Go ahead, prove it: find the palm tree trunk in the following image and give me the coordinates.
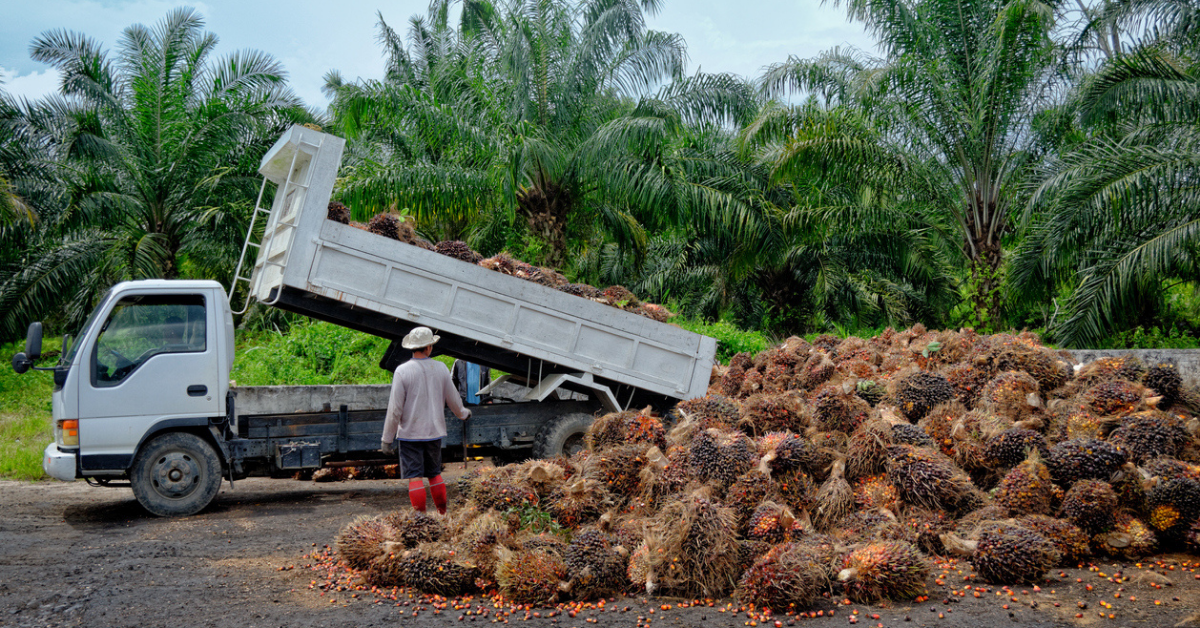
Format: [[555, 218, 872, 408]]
[[517, 182, 571, 267]]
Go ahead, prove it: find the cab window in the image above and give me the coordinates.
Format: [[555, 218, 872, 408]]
[[92, 294, 206, 387]]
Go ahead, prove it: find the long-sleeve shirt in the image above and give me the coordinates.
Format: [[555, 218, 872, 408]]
[[381, 358, 470, 443]]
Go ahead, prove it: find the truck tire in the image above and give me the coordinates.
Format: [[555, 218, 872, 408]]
[[130, 432, 223, 517], [532, 413, 593, 459]]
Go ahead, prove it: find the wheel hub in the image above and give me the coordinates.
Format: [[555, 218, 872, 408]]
[[151, 452, 200, 499]]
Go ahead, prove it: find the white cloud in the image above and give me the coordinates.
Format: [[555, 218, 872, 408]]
[[0, 66, 60, 102]]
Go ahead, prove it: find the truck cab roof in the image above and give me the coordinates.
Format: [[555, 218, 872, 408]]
[[109, 279, 226, 293]]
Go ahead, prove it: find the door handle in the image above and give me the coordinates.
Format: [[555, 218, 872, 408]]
[[187, 384, 208, 397]]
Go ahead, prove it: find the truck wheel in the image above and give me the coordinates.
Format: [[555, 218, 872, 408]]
[[130, 432, 223, 517], [532, 413, 593, 459]]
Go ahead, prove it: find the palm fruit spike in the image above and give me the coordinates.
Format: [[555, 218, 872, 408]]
[[735, 539, 773, 575], [585, 410, 636, 450], [967, 522, 1061, 584], [1060, 479, 1119, 533], [726, 469, 772, 532], [895, 371, 955, 422], [1144, 363, 1182, 407], [984, 427, 1049, 469], [627, 542, 654, 594], [1016, 515, 1091, 565], [993, 450, 1060, 517], [736, 543, 828, 612], [364, 544, 408, 587], [561, 529, 627, 600], [945, 363, 990, 408], [813, 456, 853, 531], [383, 510, 446, 548], [674, 394, 740, 430], [1044, 438, 1126, 486], [1093, 512, 1158, 560], [746, 501, 800, 544], [1108, 411, 1190, 463], [719, 364, 747, 397], [891, 422, 934, 447], [495, 547, 568, 605], [797, 351, 837, 390], [837, 541, 930, 603], [643, 493, 741, 598], [1082, 380, 1151, 416], [472, 476, 539, 511], [399, 542, 480, 597], [623, 412, 667, 450], [846, 417, 894, 480], [1145, 476, 1200, 537], [366, 213, 402, 240], [772, 465, 817, 513], [589, 443, 649, 498], [335, 515, 396, 570], [978, 371, 1041, 421], [559, 282, 602, 299], [885, 444, 979, 514], [689, 429, 757, 489], [327, 201, 350, 224]]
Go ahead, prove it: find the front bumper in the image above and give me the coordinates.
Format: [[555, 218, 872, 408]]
[[43, 442, 77, 482]]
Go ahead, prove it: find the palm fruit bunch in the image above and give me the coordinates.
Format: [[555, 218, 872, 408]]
[[1144, 457, 1200, 483], [559, 283, 603, 299], [736, 543, 829, 611], [838, 358, 877, 379], [1082, 380, 1149, 416], [846, 418, 894, 479], [643, 494, 741, 597], [978, 371, 1040, 420], [1060, 479, 1119, 533], [797, 351, 837, 390], [675, 394, 740, 430], [1046, 407, 1105, 441], [885, 444, 978, 514], [915, 401, 966, 455], [366, 213, 403, 240], [479, 252, 517, 274], [766, 433, 821, 475], [544, 478, 605, 529], [746, 501, 801, 544], [735, 539, 773, 575], [944, 363, 990, 408], [740, 393, 803, 433], [1108, 411, 1190, 462], [623, 412, 667, 450], [335, 515, 396, 569], [895, 372, 956, 422], [902, 508, 957, 555], [981, 340, 1071, 393], [855, 379, 888, 407], [813, 457, 854, 531], [434, 240, 483, 264], [993, 451, 1060, 516], [519, 532, 568, 555], [969, 522, 1061, 584], [687, 429, 757, 489], [562, 529, 627, 599], [383, 510, 446, 547], [1044, 438, 1126, 485], [1145, 476, 1200, 538], [1074, 356, 1146, 388], [837, 541, 930, 603], [1093, 512, 1158, 560], [586, 410, 639, 450], [626, 543, 653, 594], [472, 475, 539, 511], [327, 200, 351, 224], [813, 385, 872, 433], [1144, 362, 1182, 406], [891, 423, 934, 447], [398, 543, 480, 597], [726, 469, 772, 531], [773, 466, 817, 513], [589, 444, 650, 497], [600, 285, 639, 307], [1016, 515, 1091, 565], [739, 369, 764, 397], [835, 510, 903, 544], [456, 511, 515, 584], [984, 428, 1049, 469], [495, 547, 568, 605], [853, 475, 901, 511]]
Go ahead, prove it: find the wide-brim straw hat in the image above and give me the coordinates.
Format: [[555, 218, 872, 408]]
[[401, 326, 440, 350]]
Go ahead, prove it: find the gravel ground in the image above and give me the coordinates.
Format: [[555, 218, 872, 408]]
[[3, 473, 1200, 628]]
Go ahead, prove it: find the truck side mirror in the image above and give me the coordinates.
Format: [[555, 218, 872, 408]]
[[11, 352, 30, 374], [25, 322, 43, 360]]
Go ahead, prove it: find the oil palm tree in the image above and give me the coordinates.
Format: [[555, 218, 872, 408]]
[[1010, 0, 1200, 347], [0, 8, 309, 339], [753, 0, 1064, 329]]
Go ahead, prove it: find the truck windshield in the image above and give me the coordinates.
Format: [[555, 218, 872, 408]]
[[62, 290, 115, 366]]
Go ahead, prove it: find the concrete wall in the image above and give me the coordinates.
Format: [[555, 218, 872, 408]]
[[1066, 349, 1200, 383]]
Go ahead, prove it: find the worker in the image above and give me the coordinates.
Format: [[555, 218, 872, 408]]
[[380, 327, 471, 514], [451, 359, 491, 404]]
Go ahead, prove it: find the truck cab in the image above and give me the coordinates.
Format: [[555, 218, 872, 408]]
[[36, 280, 234, 514]]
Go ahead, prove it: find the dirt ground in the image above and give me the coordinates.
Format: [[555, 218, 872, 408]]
[[4, 471, 1200, 628]]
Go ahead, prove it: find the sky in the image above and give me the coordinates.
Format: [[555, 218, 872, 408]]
[[0, 0, 875, 111]]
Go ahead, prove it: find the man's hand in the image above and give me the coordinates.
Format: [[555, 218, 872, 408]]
[[462, 409, 472, 421], [380, 440, 396, 455]]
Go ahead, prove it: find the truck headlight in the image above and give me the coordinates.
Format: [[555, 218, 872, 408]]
[[57, 419, 79, 447]]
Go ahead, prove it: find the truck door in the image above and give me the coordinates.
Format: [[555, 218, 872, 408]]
[[76, 292, 220, 471]]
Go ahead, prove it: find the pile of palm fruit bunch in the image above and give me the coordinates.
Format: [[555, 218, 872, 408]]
[[329, 325, 1200, 612], [329, 206, 674, 321]]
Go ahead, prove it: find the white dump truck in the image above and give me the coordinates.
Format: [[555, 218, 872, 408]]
[[13, 126, 717, 516]]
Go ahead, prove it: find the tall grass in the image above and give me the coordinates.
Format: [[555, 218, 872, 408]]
[[0, 339, 56, 480]]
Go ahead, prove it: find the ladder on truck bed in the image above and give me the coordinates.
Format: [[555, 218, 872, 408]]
[[228, 133, 325, 314]]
